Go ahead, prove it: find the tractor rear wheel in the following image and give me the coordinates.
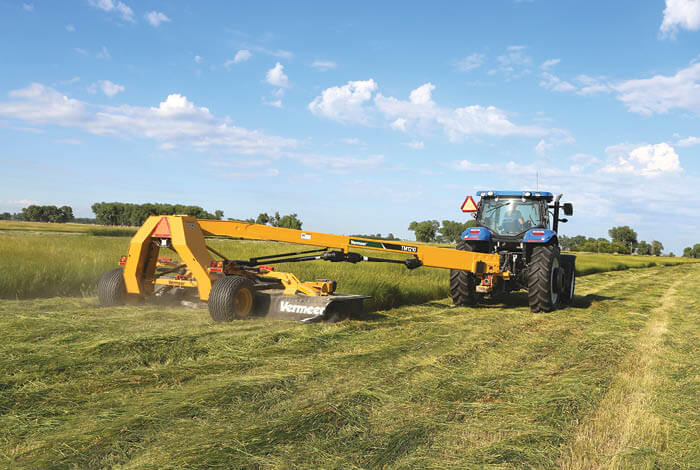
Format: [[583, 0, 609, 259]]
[[208, 275, 256, 322], [450, 240, 486, 306], [527, 244, 562, 313], [559, 254, 576, 305], [97, 268, 126, 306]]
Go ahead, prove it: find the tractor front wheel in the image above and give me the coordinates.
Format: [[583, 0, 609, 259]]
[[208, 275, 256, 322], [527, 244, 562, 313], [450, 240, 486, 306], [97, 268, 126, 306]]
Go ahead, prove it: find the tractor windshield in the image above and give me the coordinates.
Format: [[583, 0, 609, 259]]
[[478, 198, 544, 236]]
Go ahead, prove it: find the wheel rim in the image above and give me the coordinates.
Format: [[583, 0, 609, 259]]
[[234, 288, 253, 318], [550, 257, 560, 306]]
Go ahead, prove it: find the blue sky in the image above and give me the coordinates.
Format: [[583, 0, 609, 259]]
[[1, 0, 699, 253]]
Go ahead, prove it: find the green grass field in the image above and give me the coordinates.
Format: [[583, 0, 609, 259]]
[[1, 263, 697, 468], [1, 227, 698, 468]]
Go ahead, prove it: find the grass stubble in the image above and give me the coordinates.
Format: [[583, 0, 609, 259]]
[[0, 260, 698, 468]]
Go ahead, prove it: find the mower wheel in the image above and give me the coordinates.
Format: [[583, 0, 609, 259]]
[[450, 240, 486, 306], [208, 275, 256, 322], [97, 268, 127, 307], [528, 244, 561, 313]]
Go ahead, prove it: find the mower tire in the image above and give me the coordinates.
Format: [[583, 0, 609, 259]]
[[98, 268, 127, 307], [208, 275, 256, 322], [559, 254, 576, 305]]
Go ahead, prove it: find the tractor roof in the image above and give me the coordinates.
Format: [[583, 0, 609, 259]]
[[477, 190, 554, 200]]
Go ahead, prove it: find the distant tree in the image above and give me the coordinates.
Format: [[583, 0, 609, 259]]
[[683, 247, 693, 258], [255, 213, 270, 225], [637, 240, 651, 256], [214, 210, 224, 220], [610, 241, 630, 254], [609, 226, 638, 253], [651, 240, 663, 256], [439, 220, 474, 244], [0, 212, 11, 220], [694, 243, 700, 258], [277, 213, 303, 230], [408, 220, 440, 243], [668, 252, 675, 257], [58, 206, 74, 223]]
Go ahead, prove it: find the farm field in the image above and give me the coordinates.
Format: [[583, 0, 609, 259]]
[[1, 262, 698, 468]]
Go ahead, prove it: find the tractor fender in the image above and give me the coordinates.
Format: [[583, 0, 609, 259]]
[[523, 229, 557, 244], [461, 226, 491, 242]]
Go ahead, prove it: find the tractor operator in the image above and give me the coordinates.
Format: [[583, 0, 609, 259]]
[[503, 202, 525, 232]]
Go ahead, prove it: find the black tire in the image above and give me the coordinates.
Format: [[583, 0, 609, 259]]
[[450, 240, 486, 306], [98, 268, 126, 306], [560, 255, 576, 305], [208, 275, 256, 322], [527, 244, 562, 313]]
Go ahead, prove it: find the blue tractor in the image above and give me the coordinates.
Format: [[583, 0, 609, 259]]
[[451, 191, 575, 312]]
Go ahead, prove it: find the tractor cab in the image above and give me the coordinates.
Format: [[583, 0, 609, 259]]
[[476, 192, 552, 237]]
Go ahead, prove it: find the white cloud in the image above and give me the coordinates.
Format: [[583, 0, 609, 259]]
[[23, 3, 34, 12], [145, 11, 170, 27], [603, 142, 682, 177], [246, 45, 293, 59], [614, 62, 700, 115], [89, 0, 135, 23], [194, 55, 202, 64], [0, 83, 298, 156], [539, 72, 576, 92], [455, 53, 484, 72], [56, 138, 82, 145], [263, 98, 283, 108], [375, 82, 548, 140], [390, 118, 407, 131], [88, 80, 125, 97], [266, 62, 289, 88], [65, 24, 76, 32], [311, 60, 337, 71], [341, 137, 361, 145], [660, 0, 700, 37], [228, 50, 251, 67], [406, 140, 425, 149], [452, 160, 499, 172], [540, 58, 561, 70], [489, 45, 532, 78], [575, 75, 613, 95], [677, 135, 700, 147], [308, 79, 378, 124], [96, 46, 111, 60], [291, 154, 384, 174]]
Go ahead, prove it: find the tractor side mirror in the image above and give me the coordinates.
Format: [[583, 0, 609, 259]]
[[559, 218, 568, 223], [562, 203, 573, 216]]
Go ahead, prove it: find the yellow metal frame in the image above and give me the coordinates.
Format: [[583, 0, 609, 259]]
[[121, 216, 503, 302]]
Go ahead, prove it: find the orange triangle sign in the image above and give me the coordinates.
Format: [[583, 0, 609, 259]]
[[153, 217, 171, 238], [461, 195, 478, 213]]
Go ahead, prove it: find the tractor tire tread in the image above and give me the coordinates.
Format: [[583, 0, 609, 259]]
[[450, 240, 485, 306], [527, 244, 560, 313]]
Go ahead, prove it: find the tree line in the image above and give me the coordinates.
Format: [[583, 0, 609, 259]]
[[1, 205, 75, 223], [408, 219, 477, 243], [91, 202, 224, 226], [242, 212, 303, 230]]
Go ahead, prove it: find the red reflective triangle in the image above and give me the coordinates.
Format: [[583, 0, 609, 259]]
[[153, 217, 171, 238], [461, 196, 478, 213]]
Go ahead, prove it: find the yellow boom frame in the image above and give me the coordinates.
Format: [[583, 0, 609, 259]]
[[122, 215, 504, 301]]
